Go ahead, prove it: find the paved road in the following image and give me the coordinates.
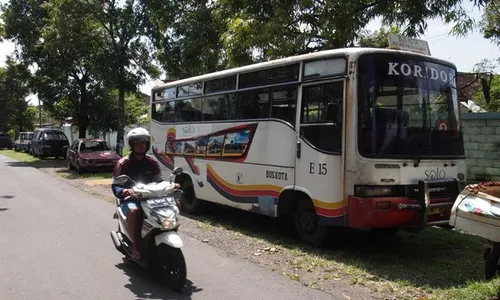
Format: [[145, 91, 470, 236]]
[[0, 155, 339, 300]]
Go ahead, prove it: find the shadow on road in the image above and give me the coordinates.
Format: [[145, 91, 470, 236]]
[[4, 161, 31, 167], [4, 158, 66, 169], [115, 259, 202, 299], [0, 208, 8, 212], [0, 195, 15, 199]]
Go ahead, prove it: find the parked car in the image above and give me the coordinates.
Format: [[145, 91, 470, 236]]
[[30, 128, 69, 158], [67, 138, 121, 173], [13, 131, 34, 152], [0, 133, 13, 150]]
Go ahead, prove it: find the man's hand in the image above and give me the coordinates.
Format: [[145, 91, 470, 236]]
[[122, 189, 136, 197]]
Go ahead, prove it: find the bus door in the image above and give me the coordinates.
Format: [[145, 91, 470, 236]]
[[295, 79, 346, 225]]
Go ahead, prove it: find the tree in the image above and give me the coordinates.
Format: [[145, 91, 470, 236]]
[[86, 89, 149, 137], [0, 56, 32, 133], [480, 0, 500, 46], [470, 58, 500, 112], [26, 104, 52, 128], [1, 0, 105, 138], [143, 0, 228, 79], [2, 0, 155, 146], [91, 0, 159, 156], [357, 26, 402, 48], [213, 0, 489, 63]]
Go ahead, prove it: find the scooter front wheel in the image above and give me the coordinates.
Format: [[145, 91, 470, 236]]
[[157, 244, 187, 292]]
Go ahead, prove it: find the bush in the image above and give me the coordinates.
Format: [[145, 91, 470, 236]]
[[7, 129, 16, 139]]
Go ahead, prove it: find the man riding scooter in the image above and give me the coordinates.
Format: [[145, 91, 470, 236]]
[[111, 127, 180, 261]]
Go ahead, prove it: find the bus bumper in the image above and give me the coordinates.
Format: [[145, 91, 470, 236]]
[[348, 196, 422, 229], [348, 179, 461, 230]]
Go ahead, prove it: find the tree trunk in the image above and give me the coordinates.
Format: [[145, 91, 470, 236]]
[[116, 79, 126, 157], [78, 77, 89, 138]]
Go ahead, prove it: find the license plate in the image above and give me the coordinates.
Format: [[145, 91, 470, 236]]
[[429, 207, 444, 215], [147, 198, 169, 208]]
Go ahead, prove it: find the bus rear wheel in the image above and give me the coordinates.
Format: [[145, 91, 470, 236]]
[[294, 200, 327, 246]]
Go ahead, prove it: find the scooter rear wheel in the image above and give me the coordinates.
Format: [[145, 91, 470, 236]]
[[157, 245, 187, 292]]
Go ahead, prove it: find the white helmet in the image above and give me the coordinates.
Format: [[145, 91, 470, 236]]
[[125, 127, 151, 153]]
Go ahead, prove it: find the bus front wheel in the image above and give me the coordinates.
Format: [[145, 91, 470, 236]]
[[294, 200, 327, 246], [180, 178, 202, 215]]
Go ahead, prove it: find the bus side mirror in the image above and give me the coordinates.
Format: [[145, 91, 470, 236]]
[[481, 77, 491, 104]]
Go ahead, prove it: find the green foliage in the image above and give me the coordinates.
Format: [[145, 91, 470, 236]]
[[480, 0, 500, 46], [90, 0, 160, 155], [1, 0, 157, 141], [7, 129, 16, 138], [2, 0, 104, 137], [143, 0, 226, 79], [358, 26, 402, 48], [210, 0, 488, 63], [0, 56, 32, 132], [87, 89, 148, 136]]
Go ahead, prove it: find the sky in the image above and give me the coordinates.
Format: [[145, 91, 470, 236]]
[[0, 1, 498, 106]]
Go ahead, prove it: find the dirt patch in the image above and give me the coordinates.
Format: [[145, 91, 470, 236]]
[[84, 179, 112, 187]]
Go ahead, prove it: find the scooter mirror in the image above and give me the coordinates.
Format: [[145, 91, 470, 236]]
[[113, 175, 131, 185], [173, 167, 183, 175]]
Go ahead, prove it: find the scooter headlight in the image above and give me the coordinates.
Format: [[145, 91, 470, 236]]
[[156, 207, 179, 230], [161, 217, 177, 230]]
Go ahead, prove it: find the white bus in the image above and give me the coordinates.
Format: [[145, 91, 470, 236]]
[[148, 45, 489, 245]]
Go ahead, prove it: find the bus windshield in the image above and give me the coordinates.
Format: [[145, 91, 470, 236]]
[[357, 53, 464, 159]]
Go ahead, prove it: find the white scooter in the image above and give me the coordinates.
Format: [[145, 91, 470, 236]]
[[449, 181, 500, 280], [110, 167, 186, 292]]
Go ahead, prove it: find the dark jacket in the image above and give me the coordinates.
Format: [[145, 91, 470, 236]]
[[111, 153, 164, 200]]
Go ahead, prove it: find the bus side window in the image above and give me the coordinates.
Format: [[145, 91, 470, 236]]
[[237, 88, 270, 119], [300, 81, 343, 154], [152, 102, 167, 122], [174, 98, 202, 122], [203, 94, 232, 121], [271, 85, 297, 126]]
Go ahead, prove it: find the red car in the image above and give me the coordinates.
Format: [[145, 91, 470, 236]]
[[66, 139, 121, 173]]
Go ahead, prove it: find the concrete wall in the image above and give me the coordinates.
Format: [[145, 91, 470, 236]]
[[61, 124, 145, 150], [462, 113, 500, 181]]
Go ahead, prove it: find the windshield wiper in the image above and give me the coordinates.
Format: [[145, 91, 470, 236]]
[[414, 156, 421, 167], [413, 142, 424, 167]]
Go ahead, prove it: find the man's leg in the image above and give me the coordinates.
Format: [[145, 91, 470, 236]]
[[122, 202, 141, 260]]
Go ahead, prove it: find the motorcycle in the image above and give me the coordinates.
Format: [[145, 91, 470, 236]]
[[449, 181, 500, 280], [110, 167, 187, 292]]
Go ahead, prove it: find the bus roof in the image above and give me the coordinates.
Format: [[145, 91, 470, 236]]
[[152, 47, 457, 92]]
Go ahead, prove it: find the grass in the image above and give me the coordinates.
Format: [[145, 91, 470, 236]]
[[181, 202, 500, 300], [0, 149, 43, 165], [0, 149, 112, 180]]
